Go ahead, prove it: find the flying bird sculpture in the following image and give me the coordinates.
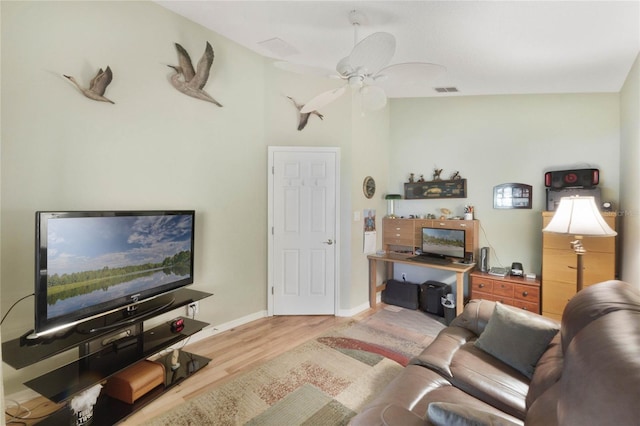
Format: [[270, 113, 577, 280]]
[[168, 42, 222, 106], [287, 96, 323, 131], [64, 66, 114, 104]]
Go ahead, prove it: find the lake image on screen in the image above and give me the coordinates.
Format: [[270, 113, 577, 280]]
[[422, 229, 464, 257], [46, 214, 192, 319]]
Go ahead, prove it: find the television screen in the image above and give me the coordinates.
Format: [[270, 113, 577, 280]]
[[34, 210, 195, 337], [421, 227, 466, 260]]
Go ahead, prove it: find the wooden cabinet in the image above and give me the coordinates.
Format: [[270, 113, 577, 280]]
[[383, 218, 415, 247], [382, 218, 479, 259], [470, 271, 541, 313], [541, 211, 617, 321]]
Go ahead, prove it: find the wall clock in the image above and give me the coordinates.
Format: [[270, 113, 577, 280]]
[[363, 176, 376, 199]]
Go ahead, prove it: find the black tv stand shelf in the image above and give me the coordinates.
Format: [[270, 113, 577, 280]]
[[2, 288, 211, 370], [1, 288, 213, 425], [24, 316, 209, 402], [32, 347, 210, 426]]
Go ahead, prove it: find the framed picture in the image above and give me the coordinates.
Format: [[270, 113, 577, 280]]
[[493, 183, 532, 209], [404, 179, 467, 199]]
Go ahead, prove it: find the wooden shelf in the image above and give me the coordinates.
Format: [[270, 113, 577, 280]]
[[382, 217, 479, 260]]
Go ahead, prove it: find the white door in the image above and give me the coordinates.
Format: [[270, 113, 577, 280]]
[[268, 147, 339, 315]]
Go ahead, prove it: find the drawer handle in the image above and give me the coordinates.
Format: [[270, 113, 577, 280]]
[[438, 222, 445, 226], [460, 224, 467, 227], [479, 284, 485, 288], [501, 284, 507, 288], [522, 291, 529, 297], [522, 307, 529, 311]]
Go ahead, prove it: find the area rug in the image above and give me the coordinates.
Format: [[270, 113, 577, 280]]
[[144, 306, 445, 426]]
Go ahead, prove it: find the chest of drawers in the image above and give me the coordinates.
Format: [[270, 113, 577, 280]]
[[470, 271, 541, 313]]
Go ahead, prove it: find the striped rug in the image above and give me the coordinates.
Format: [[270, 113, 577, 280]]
[[145, 306, 445, 426]]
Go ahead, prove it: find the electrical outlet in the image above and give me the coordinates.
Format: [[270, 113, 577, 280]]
[[401, 273, 407, 281], [187, 301, 199, 317]]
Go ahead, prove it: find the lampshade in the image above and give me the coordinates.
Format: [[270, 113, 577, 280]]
[[543, 196, 617, 237]]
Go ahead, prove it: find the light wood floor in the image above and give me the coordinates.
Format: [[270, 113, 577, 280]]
[[4, 306, 382, 425]]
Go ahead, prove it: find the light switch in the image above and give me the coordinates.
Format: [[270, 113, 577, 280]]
[[353, 211, 361, 222]]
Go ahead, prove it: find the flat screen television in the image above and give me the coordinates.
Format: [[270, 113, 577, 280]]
[[421, 227, 466, 260], [32, 210, 195, 338]]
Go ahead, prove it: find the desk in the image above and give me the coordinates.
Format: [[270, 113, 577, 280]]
[[367, 254, 475, 315]]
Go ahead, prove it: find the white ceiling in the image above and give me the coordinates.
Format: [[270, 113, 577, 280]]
[[156, 1, 640, 98]]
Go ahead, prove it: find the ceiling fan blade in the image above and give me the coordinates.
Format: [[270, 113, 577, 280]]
[[301, 86, 347, 113], [376, 62, 447, 96], [273, 60, 336, 78], [359, 85, 387, 111], [343, 32, 396, 76]]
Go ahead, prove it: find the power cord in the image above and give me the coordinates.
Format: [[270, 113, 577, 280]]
[[4, 398, 68, 424], [479, 223, 505, 268], [1, 293, 34, 326]]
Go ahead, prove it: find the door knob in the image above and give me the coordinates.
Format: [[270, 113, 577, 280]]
[[323, 239, 334, 245]]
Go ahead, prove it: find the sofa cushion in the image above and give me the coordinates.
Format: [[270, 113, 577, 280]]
[[349, 365, 523, 426], [560, 280, 640, 353], [446, 342, 529, 419], [450, 299, 497, 336], [525, 333, 562, 408], [558, 309, 640, 425], [427, 402, 522, 426], [379, 404, 427, 426], [410, 326, 477, 378], [474, 303, 559, 378], [523, 382, 560, 426]]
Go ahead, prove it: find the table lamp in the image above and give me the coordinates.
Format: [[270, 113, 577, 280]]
[[542, 196, 616, 292], [384, 194, 401, 218]]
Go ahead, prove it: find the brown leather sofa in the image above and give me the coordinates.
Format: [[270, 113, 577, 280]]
[[350, 280, 640, 425]]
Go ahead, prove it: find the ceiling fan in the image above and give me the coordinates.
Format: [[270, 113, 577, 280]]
[[276, 10, 446, 113]]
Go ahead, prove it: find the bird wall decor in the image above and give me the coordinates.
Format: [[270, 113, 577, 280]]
[[168, 42, 222, 106], [287, 96, 323, 131], [64, 66, 114, 104]]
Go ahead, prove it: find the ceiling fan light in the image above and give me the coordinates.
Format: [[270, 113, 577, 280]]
[[336, 57, 353, 76], [360, 85, 387, 110], [348, 75, 364, 88]]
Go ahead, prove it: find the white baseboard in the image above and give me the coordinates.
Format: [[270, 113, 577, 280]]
[[187, 310, 268, 345], [337, 301, 370, 317], [5, 387, 41, 405]]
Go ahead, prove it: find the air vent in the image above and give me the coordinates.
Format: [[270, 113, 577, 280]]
[[434, 87, 459, 93], [258, 37, 299, 57]]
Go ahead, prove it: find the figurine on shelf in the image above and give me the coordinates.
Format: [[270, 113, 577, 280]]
[[408, 173, 415, 183], [450, 171, 462, 180], [433, 168, 443, 180], [417, 174, 425, 183]]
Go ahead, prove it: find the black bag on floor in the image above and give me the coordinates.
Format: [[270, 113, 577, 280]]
[[419, 280, 451, 316], [382, 279, 420, 310]]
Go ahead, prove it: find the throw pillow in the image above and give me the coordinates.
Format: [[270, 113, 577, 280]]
[[474, 303, 559, 378], [427, 402, 521, 426]]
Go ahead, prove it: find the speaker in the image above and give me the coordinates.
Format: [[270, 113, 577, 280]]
[[480, 247, 489, 272], [544, 168, 599, 189]]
